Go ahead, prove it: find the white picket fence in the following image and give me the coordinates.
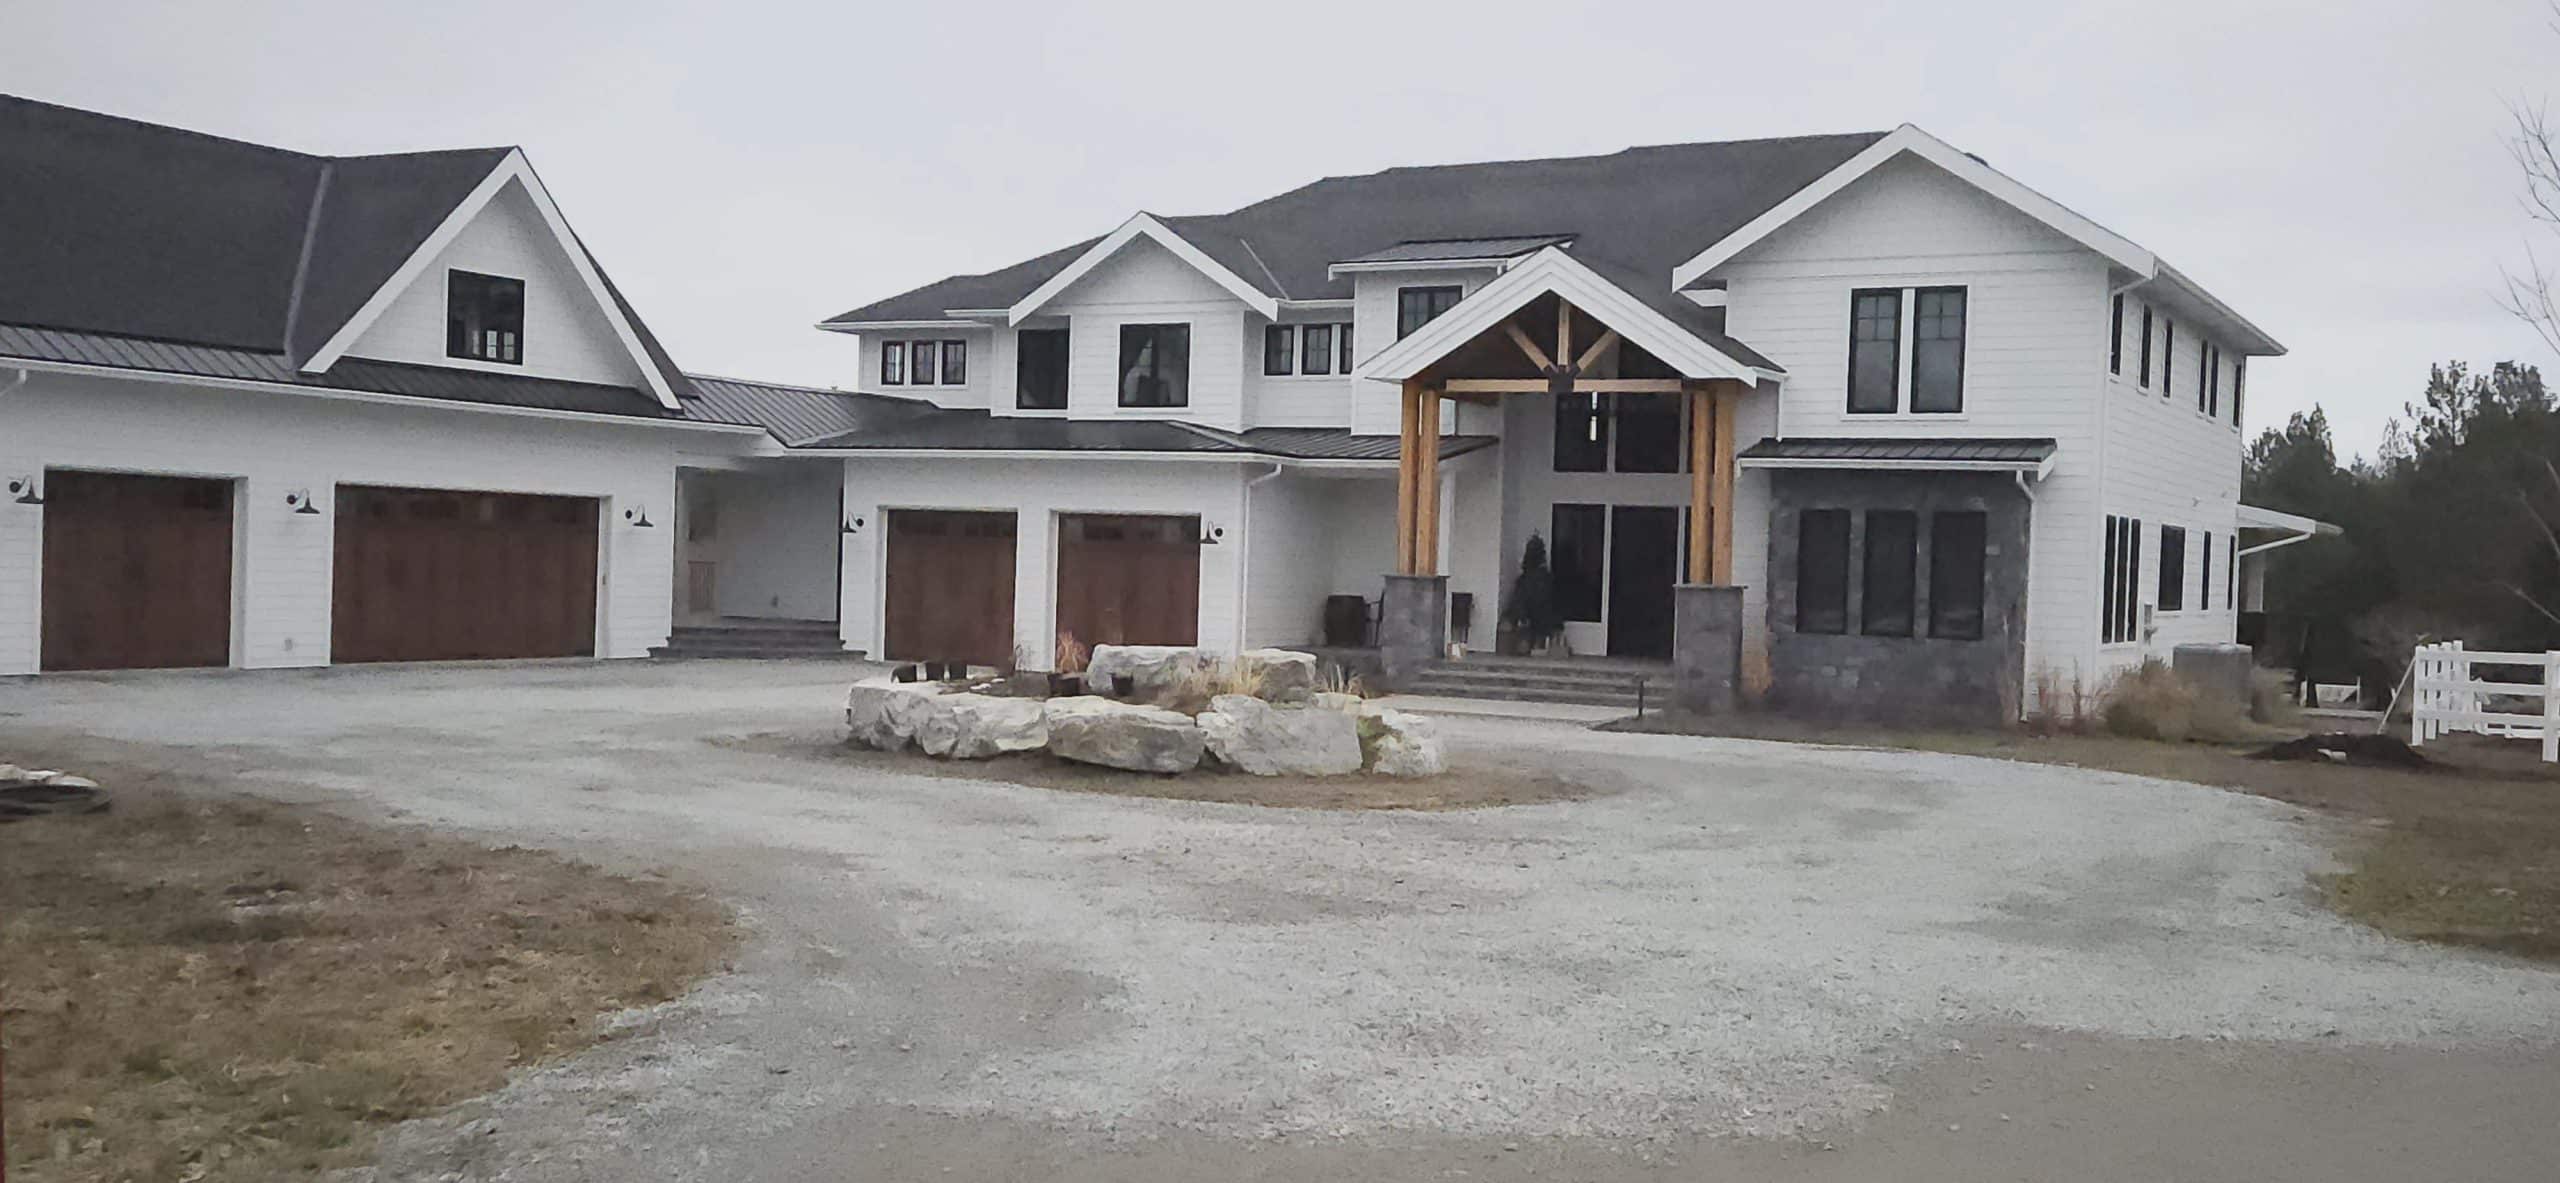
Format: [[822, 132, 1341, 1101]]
[[2410, 641, 2560, 761]]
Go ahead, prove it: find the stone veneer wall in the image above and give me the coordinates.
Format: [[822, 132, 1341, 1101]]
[[1763, 469, 2031, 727]]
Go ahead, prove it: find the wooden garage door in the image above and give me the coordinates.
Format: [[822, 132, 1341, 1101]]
[[883, 510, 1017, 666], [332, 486, 599, 663], [1056, 513, 1200, 649], [41, 471, 234, 671]]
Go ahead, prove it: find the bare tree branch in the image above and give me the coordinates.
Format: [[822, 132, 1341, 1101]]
[[2502, 581, 2560, 629]]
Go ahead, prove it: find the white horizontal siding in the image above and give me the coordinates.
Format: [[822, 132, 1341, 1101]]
[[1348, 267, 1491, 436], [344, 180, 649, 390], [1714, 151, 2113, 698], [2098, 291, 2248, 683], [0, 370, 730, 675], [1242, 312, 1358, 428], [853, 327, 996, 409]]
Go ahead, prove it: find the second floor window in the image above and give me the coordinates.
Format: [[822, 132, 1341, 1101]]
[[1301, 324, 1335, 375], [940, 339, 966, 385], [446, 270, 523, 364], [2109, 293, 2124, 375], [1910, 287, 1967, 413], [2233, 357, 2246, 426], [910, 341, 940, 388], [1016, 328, 1068, 409], [880, 341, 905, 385], [2160, 318, 2174, 396], [1264, 325, 1295, 376], [2138, 304, 2154, 388], [1397, 286, 1463, 338], [1339, 323, 1355, 373], [1118, 323, 1190, 407], [1847, 288, 1902, 413]]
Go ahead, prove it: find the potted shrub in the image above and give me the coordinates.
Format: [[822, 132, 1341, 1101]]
[[1506, 532, 1564, 657]]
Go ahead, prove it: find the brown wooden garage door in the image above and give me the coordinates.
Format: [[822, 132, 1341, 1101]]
[[41, 471, 235, 671], [883, 510, 1017, 666], [1056, 513, 1200, 649], [332, 486, 599, 663]]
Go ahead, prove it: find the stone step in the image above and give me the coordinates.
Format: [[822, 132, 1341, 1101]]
[[1400, 679, 1646, 709], [1416, 664, 1660, 690], [650, 635, 860, 660], [669, 624, 843, 642]]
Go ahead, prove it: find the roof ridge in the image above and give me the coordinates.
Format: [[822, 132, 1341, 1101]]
[[1333, 129, 1894, 181], [0, 92, 322, 162]]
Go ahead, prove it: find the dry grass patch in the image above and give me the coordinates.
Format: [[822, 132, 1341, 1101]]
[[1607, 712, 2560, 962], [0, 756, 734, 1182]]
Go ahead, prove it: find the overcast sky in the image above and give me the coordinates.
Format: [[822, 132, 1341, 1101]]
[[11, 0, 2551, 458]]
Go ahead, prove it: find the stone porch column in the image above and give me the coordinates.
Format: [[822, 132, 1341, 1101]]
[[1672, 584, 1745, 713], [1377, 573, 1448, 689]]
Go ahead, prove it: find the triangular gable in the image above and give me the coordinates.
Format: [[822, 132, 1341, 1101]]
[[1007, 212, 1281, 324], [299, 150, 680, 409], [1356, 247, 1778, 384]]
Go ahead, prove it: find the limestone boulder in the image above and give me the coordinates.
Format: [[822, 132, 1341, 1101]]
[[1084, 645, 1208, 699], [915, 693, 1048, 759], [1043, 696, 1203, 773], [1309, 691, 1364, 715], [846, 679, 948, 751], [1198, 693, 1363, 777], [1239, 649, 1320, 703], [1359, 704, 1448, 778]]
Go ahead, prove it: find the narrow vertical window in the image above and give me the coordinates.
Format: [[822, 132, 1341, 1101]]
[[2233, 357, 2246, 426], [1014, 328, 1068, 409], [1263, 324, 1295, 376], [941, 339, 967, 385], [1301, 324, 1334, 375], [2227, 534, 2238, 605], [2161, 319, 2174, 397], [2200, 530, 2214, 611], [1910, 287, 1966, 413], [1861, 510, 1918, 636], [2158, 524, 2187, 612], [1795, 509, 1851, 635], [910, 340, 940, 387], [1930, 511, 1988, 639], [1847, 288, 1902, 413], [880, 340, 905, 385], [2198, 340, 2211, 413], [1553, 394, 1609, 472], [1551, 504, 1607, 623], [2138, 305, 2154, 388], [1338, 322, 1355, 374], [2109, 293, 2124, 375]]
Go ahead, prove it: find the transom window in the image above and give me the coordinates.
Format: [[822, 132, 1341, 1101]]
[[1847, 286, 1967, 414], [446, 270, 523, 365], [1117, 323, 1190, 407], [1397, 286, 1463, 339]]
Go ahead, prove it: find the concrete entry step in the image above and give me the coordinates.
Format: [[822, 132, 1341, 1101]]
[[653, 620, 856, 660], [1405, 656, 1664, 711]]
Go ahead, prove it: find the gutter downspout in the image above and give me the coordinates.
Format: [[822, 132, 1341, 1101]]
[[0, 367, 29, 400], [1235, 461, 1288, 653]]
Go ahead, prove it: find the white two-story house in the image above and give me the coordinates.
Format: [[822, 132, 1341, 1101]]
[[816, 124, 2315, 722]]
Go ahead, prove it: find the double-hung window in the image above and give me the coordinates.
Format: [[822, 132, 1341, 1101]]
[[880, 341, 906, 386], [1846, 286, 1965, 413], [1300, 324, 1335, 375], [446, 270, 524, 364], [909, 341, 940, 389], [2158, 525, 2187, 612], [1117, 324, 1191, 407], [1397, 286, 1462, 339], [940, 339, 966, 385], [1264, 324, 1295, 376]]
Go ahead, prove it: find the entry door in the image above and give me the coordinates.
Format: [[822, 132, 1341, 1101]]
[[40, 471, 235, 671], [1606, 505, 1680, 659], [883, 510, 1018, 665], [1056, 513, 1201, 648]]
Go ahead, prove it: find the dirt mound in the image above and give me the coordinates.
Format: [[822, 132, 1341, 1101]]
[[2252, 732, 2434, 769]]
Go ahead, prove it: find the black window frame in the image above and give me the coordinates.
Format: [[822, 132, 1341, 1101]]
[[1929, 511, 1988, 641], [909, 340, 940, 387], [2198, 339, 2211, 413], [1795, 508, 1851, 635], [1861, 509, 1919, 637], [2200, 529, 2214, 611], [2158, 524, 2187, 612], [1551, 505, 1607, 624], [1014, 327, 1069, 410], [1397, 285, 1463, 339], [1847, 287, 1903, 414], [2160, 318, 2174, 398], [1338, 322, 1355, 374], [1116, 323, 1192, 408], [1611, 392, 1684, 474], [1263, 324, 1295, 376], [880, 340, 906, 386], [2102, 513, 2144, 644], [445, 269, 525, 365], [1909, 286, 1967, 414], [941, 338, 967, 386], [1300, 323, 1334, 376], [2232, 357, 2246, 426], [1552, 393, 1609, 473], [2137, 304, 2154, 388], [2109, 292, 2124, 375]]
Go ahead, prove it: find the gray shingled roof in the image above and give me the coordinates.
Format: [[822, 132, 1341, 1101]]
[[823, 132, 1888, 362], [0, 94, 694, 401], [791, 406, 1489, 462], [1737, 437, 2058, 466], [1334, 235, 1574, 266]]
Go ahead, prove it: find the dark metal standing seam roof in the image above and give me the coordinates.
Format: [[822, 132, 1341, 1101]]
[[677, 375, 939, 445], [1737, 437, 2059, 465], [1333, 235, 1576, 266], [787, 406, 1492, 462]]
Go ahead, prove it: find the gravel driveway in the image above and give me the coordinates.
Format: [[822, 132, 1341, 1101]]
[[5, 660, 2556, 1181]]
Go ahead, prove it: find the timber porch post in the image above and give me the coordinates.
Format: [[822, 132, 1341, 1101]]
[[1394, 378, 1441, 575]]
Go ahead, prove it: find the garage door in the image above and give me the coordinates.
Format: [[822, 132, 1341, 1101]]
[[41, 471, 235, 671], [1056, 513, 1200, 648], [332, 486, 599, 663], [883, 510, 1017, 666]]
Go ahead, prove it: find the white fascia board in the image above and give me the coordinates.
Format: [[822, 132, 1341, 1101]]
[[2236, 502, 2341, 537], [1278, 298, 1356, 310], [1737, 455, 2049, 475], [3, 354, 766, 435], [1355, 247, 1773, 384], [1672, 124, 2158, 290], [1325, 258, 1510, 279], [2146, 262, 2287, 356], [1006, 213, 1281, 324], [300, 150, 683, 411]]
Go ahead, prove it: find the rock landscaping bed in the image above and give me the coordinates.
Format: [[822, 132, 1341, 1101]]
[[847, 645, 1447, 780]]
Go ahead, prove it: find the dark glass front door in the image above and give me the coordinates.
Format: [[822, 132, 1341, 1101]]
[[1607, 505, 1680, 659]]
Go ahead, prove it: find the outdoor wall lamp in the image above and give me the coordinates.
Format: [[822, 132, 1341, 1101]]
[[842, 514, 866, 534], [1200, 520, 1227, 545], [623, 504, 656, 528], [7, 474, 41, 505], [284, 488, 321, 515]]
